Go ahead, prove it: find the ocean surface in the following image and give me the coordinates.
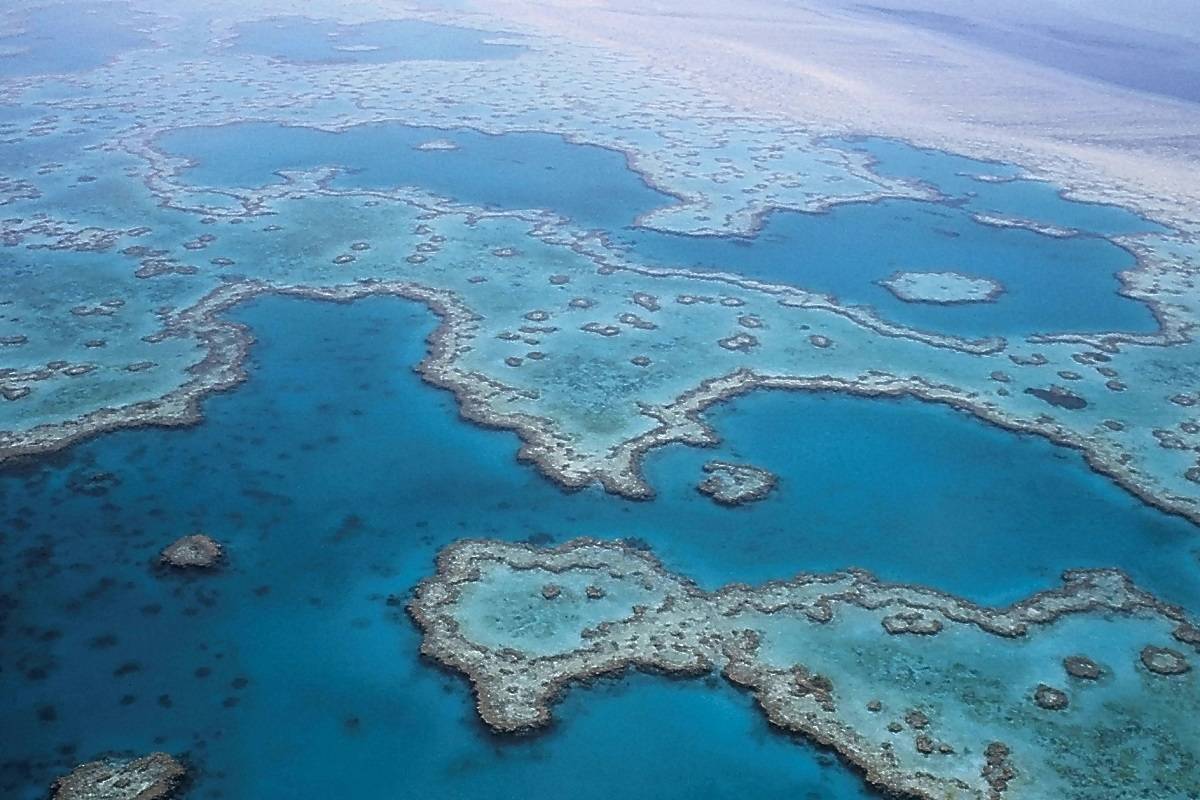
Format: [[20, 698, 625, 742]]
[[158, 121, 664, 236], [159, 121, 1162, 339], [4, 39, 1197, 796], [0, 1, 154, 78], [2, 294, 1196, 798], [227, 16, 526, 63]]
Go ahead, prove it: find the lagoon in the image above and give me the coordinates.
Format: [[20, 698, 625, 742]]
[[160, 120, 1160, 338]]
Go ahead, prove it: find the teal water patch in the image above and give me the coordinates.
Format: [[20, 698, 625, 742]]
[[618, 201, 1158, 337], [643, 390, 1200, 606], [158, 121, 675, 231], [159, 121, 1158, 337], [0, 2, 155, 78], [1, 295, 1196, 797], [841, 136, 1165, 235], [227, 16, 525, 64], [0, 108, 128, 170]]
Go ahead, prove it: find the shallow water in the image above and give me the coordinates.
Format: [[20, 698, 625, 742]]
[[841, 136, 1165, 234], [2, 295, 1195, 798], [227, 16, 526, 64], [159, 121, 1160, 338], [618, 200, 1155, 337], [0, 2, 154, 78], [159, 121, 673, 234]]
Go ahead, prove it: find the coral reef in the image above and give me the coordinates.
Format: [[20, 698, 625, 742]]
[[879, 270, 1004, 304], [696, 460, 777, 505], [159, 534, 223, 569], [410, 538, 1200, 800], [49, 753, 187, 800]]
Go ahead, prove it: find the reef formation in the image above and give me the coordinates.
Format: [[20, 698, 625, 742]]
[[3, 1, 1200, 798], [49, 753, 187, 800], [410, 538, 1200, 800], [696, 460, 778, 505], [879, 271, 1005, 305], [159, 534, 223, 570]]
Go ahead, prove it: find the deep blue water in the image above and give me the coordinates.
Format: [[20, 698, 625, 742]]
[[158, 121, 673, 234], [2, 295, 1196, 798], [0, 2, 154, 78], [228, 16, 525, 64], [159, 120, 1160, 337], [649, 391, 1200, 606]]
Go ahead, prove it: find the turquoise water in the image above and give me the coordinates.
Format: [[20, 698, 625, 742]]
[[159, 120, 1158, 337], [0, 2, 154, 78], [228, 17, 526, 64], [2, 295, 1196, 797], [843, 137, 1166, 234], [621, 136, 1159, 338], [158, 121, 673, 234], [0, 107, 122, 168], [646, 391, 1199, 605], [618, 200, 1155, 337], [5, 6, 1196, 796]]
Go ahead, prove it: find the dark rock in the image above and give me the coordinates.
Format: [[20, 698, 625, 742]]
[[1024, 385, 1087, 410], [1140, 645, 1190, 676], [49, 752, 186, 800], [1033, 684, 1069, 710], [1062, 655, 1102, 680], [904, 709, 929, 729], [159, 534, 222, 570]]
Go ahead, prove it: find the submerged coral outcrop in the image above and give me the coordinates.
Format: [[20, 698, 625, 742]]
[[49, 752, 187, 800], [696, 460, 777, 505], [159, 534, 223, 569], [879, 270, 1005, 304], [410, 538, 1200, 800]]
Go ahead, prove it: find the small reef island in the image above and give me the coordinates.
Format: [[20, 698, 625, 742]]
[[411, 539, 1199, 800], [412, 138, 460, 152], [879, 271, 1005, 305], [696, 460, 778, 505], [158, 534, 223, 570], [49, 753, 187, 800]]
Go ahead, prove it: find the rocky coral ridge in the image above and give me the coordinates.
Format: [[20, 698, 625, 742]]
[[409, 538, 1200, 800], [696, 460, 778, 505], [49, 753, 187, 800]]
